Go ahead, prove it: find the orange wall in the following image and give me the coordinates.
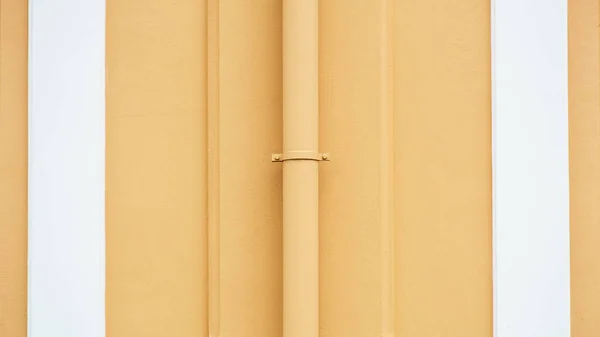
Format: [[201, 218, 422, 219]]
[[569, 0, 600, 336], [105, 0, 208, 336], [105, 1, 492, 335], [216, 0, 283, 336], [0, 1, 597, 336], [393, 1, 492, 335], [0, 1, 28, 336]]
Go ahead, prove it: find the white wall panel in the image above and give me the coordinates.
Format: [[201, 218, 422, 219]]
[[492, 0, 570, 336], [28, 0, 105, 336]]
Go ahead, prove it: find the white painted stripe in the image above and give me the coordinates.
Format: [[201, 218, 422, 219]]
[[492, 1, 570, 336], [28, 0, 105, 336]]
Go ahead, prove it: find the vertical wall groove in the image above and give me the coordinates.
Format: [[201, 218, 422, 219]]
[[207, 0, 221, 336], [380, 0, 394, 336]]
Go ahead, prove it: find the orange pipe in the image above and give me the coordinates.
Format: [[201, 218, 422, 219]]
[[282, 0, 319, 337]]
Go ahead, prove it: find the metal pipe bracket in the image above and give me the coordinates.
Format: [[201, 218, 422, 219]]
[[272, 151, 330, 162]]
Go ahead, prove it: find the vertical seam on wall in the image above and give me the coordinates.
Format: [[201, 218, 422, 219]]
[[207, 0, 220, 336], [0, 0, 4, 331], [490, 0, 498, 335], [380, 0, 395, 335], [26, 0, 33, 335]]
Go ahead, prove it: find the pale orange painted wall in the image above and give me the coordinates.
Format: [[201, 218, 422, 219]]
[[216, 1, 283, 336], [319, 1, 492, 336], [0, 1, 27, 336], [0, 1, 598, 337], [569, 0, 600, 336], [105, 1, 492, 335], [393, 1, 492, 336], [105, 0, 208, 336]]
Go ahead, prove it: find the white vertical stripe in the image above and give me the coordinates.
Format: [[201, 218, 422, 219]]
[[28, 0, 105, 336], [492, 1, 570, 336]]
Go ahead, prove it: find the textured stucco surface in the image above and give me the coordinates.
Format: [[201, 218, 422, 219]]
[[106, 1, 208, 336]]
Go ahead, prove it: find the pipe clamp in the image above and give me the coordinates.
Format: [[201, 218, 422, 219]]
[[272, 151, 330, 162]]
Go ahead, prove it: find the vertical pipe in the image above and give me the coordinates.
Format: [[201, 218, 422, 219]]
[[282, 1, 319, 337]]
